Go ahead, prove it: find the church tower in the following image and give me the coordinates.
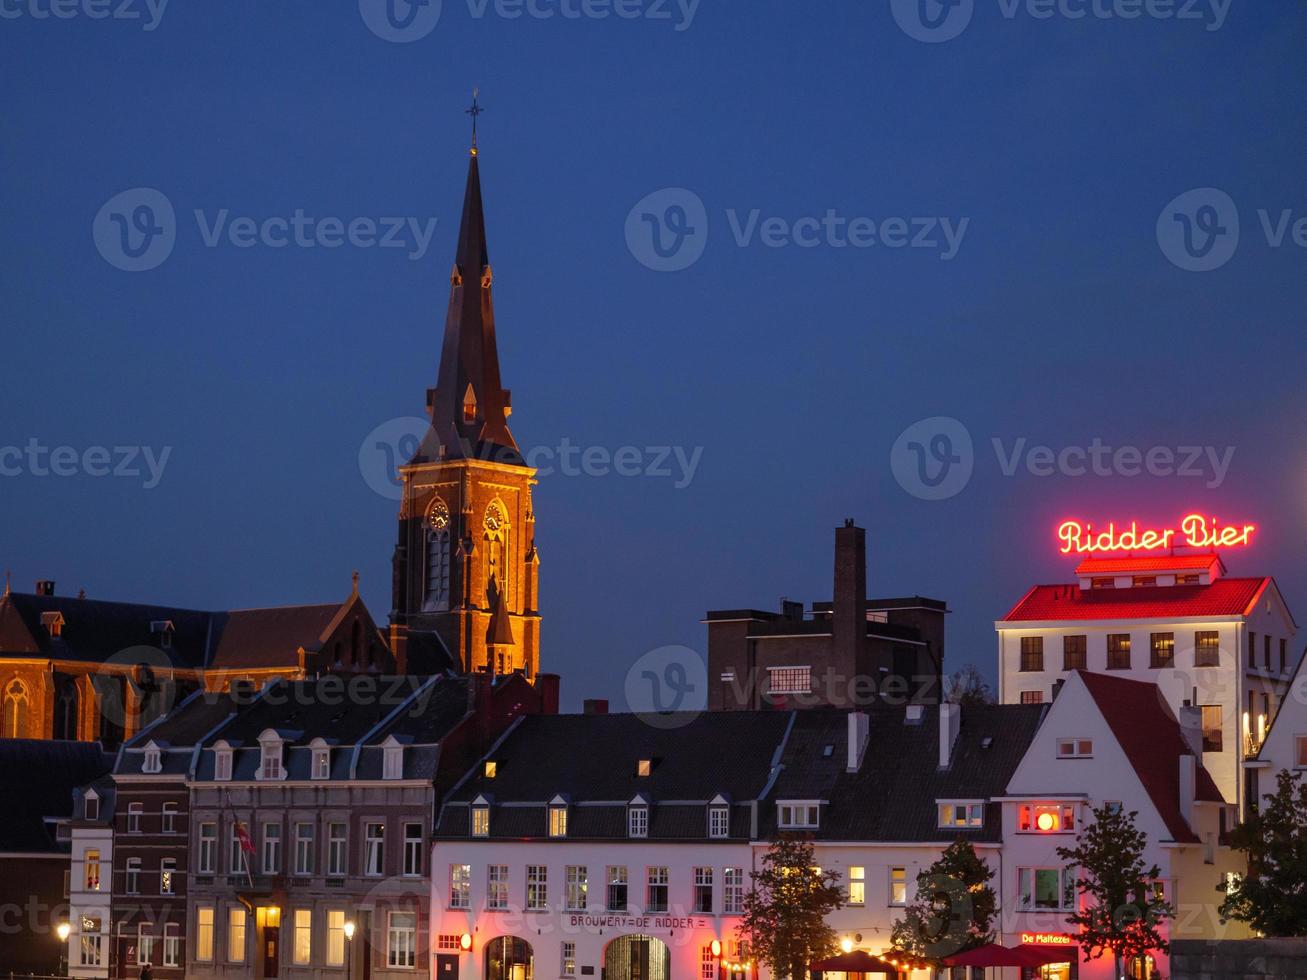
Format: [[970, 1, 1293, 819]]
[[389, 130, 541, 679]]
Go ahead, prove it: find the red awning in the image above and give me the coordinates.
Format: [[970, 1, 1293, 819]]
[[942, 943, 1056, 968], [809, 950, 899, 974], [1011, 944, 1078, 966]]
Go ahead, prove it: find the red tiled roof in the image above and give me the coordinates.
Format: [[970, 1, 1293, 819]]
[[1001, 578, 1269, 622], [1077, 671, 1225, 843], [1074, 554, 1222, 576]]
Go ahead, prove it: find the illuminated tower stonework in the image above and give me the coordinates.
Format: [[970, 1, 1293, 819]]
[[389, 146, 541, 678]]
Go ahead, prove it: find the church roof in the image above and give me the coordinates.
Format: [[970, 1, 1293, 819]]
[[412, 150, 521, 467]]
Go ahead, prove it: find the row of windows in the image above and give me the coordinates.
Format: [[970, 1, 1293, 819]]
[[1247, 632, 1290, 674], [211, 739, 407, 782], [191, 906, 411, 968], [447, 865, 749, 915], [195, 819, 423, 878], [473, 803, 734, 840], [1018, 631, 1226, 672]]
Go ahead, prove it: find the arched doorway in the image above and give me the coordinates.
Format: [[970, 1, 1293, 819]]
[[485, 936, 534, 980], [604, 935, 670, 980]]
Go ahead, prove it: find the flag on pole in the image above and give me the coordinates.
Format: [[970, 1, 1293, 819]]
[[234, 818, 255, 888]]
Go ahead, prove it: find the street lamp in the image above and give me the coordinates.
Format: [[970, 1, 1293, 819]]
[[344, 920, 356, 980], [56, 921, 71, 976]]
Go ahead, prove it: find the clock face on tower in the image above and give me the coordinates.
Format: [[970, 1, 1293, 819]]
[[427, 498, 450, 532], [484, 500, 507, 533]]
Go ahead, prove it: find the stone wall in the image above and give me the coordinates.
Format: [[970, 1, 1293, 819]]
[[1171, 939, 1307, 980]]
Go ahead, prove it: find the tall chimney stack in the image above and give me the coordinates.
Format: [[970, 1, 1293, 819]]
[[832, 521, 867, 683]]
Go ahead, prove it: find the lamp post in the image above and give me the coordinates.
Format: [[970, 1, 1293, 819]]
[[56, 921, 71, 976], [344, 920, 356, 980]]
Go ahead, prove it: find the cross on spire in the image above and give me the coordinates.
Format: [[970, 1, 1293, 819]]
[[466, 89, 484, 154]]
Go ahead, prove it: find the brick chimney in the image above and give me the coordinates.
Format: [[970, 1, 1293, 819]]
[[832, 520, 867, 676]]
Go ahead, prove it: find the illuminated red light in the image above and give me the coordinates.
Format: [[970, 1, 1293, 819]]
[[1036, 811, 1058, 832], [1058, 514, 1256, 555]]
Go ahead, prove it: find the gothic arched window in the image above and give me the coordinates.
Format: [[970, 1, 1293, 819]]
[[54, 682, 79, 741], [3, 679, 30, 739], [424, 497, 451, 612], [483, 499, 511, 603]]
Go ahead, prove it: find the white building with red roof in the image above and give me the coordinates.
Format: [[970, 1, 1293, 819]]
[[996, 538, 1299, 812], [997, 670, 1250, 979]]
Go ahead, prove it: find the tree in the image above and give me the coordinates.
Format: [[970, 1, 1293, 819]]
[[944, 665, 995, 706], [890, 838, 998, 963], [1220, 769, 1307, 936], [1056, 804, 1173, 979], [738, 835, 844, 980]]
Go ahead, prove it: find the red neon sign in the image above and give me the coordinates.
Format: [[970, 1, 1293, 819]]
[[1057, 514, 1256, 555]]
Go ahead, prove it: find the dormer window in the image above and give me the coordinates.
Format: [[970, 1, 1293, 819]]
[[548, 797, 569, 838], [463, 384, 478, 424], [471, 799, 490, 838], [41, 611, 65, 638], [708, 800, 730, 839], [84, 792, 99, 822], [257, 731, 285, 781], [777, 802, 820, 830], [214, 742, 233, 781], [311, 740, 330, 780], [142, 741, 162, 774], [382, 736, 404, 780], [149, 620, 175, 648], [938, 801, 984, 829], [1019, 803, 1076, 834], [628, 803, 649, 839]]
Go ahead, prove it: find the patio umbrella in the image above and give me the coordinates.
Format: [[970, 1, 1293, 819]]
[[809, 950, 899, 974], [942, 943, 1038, 967], [1011, 943, 1077, 966]]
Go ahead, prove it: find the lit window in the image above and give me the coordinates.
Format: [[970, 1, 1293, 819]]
[[1020, 691, 1043, 705], [488, 865, 509, 910], [1107, 634, 1131, 670], [566, 866, 589, 911], [1018, 803, 1076, 833], [195, 907, 215, 962], [889, 867, 907, 906], [777, 802, 820, 829], [472, 804, 490, 838], [228, 907, 247, 963], [84, 849, 101, 891], [847, 866, 865, 905], [1056, 739, 1093, 759], [701, 945, 718, 980], [768, 666, 811, 696], [628, 805, 649, 839], [1202, 706, 1225, 753], [937, 802, 984, 828], [484, 760, 497, 779], [450, 864, 471, 909], [549, 804, 569, 838], [293, 909, 312, 965], [326, 911, 346, 966], [563, 942, 577, 978], [1150, 632, 1175, 668], [1195, 631, 1221, 667], [160, 858, 176, 894], [527, 865, 548, 910], [637, 759, 653, 777]]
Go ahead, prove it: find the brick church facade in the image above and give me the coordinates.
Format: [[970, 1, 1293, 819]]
[[388, 147, 541, 681]]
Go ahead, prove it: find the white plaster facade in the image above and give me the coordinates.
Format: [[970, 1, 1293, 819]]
[[68, 787, 113, 979]]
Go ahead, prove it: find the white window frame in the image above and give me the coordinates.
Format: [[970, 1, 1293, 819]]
[[1056, 738, 1094, 759], [847, 865, 865, 906], [161, 802, 178, 834], [628, 804, 649, 839], [450, 864, 472, 909], [487, 864, 509, 910], [472, 804, 490, 838], [259, 734, 285, 781], [137, 923, 154, 966], [127, 802, 143, 834], [646, 866, 669, 913], [549, 803, 569, 838], [214, 745, 233, 782], [326, 910, 346, 966], [163, 923, 181, 967], [527, 865, 549, 911], [293, 908, 312, 965], [693, 866, 713, 914], [889, 866, 907, 906], [387, 911, 417, 969], [143, 743, 162, 774], [327, 822, 348, 877], [937, 801, 985, 829], [562, 941, 577, 978], [160, 858, 176, 895], [365, 822, 385, 877], [262, 821, 281, 874], [228, 906, 247, 963], [125, 857, 141, 895], [1016, 866, 1077, 912], [294, 822, 314, 876], [312, 742, 331, 780], [198, 822, 217, 874], [708, 804, 730, 839], [723, 867, 744, 914], [777, 801, 820, 829], [195, 906, 215, 962], [565, 866, 588, 911], [403, 822, 423, 877]]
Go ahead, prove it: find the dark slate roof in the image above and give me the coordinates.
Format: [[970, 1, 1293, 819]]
[[764, 704, 1046, 843], [116, 689, 242, 777], [0, 740, 114, 852], [0, 591, 378, 673], [436, 710, 795, 841]]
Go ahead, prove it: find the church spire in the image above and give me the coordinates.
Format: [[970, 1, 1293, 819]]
[[416, 118, 519, 466]]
